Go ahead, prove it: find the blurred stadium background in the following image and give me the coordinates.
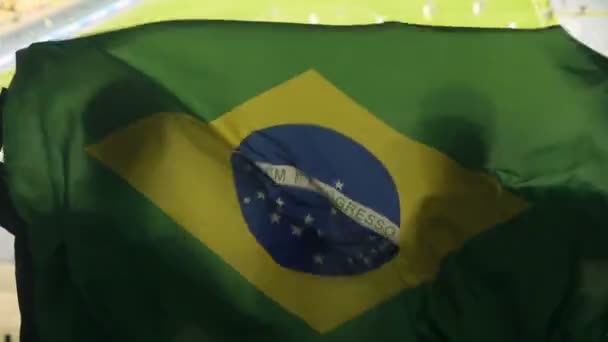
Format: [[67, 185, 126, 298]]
[[0, 0, 557, 87], [0, 0, 590, 340]]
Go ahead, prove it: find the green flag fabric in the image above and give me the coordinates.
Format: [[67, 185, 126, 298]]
[[2, 21, 608, 341]]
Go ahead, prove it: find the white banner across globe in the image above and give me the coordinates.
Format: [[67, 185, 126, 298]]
[[550, 0, 608, 58]]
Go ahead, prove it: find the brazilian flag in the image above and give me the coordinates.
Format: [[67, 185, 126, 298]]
[[2, 21, 608, 341]]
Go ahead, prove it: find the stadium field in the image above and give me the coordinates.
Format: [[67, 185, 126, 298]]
[[1, 0, 555, 88], [0, 70, 12, 88], [92, 0, 553, 32]]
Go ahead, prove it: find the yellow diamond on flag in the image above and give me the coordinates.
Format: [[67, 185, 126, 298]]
[[88, 70, 527, 333]]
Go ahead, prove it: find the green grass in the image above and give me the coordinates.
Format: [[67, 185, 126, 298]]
[[92, 0, 554, 33], [0, 71, 13, 89], [1, 0, 555, 88]]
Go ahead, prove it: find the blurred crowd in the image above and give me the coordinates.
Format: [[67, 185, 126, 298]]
[[1, 0, 57, 30], [1, 0, 50, 12]]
